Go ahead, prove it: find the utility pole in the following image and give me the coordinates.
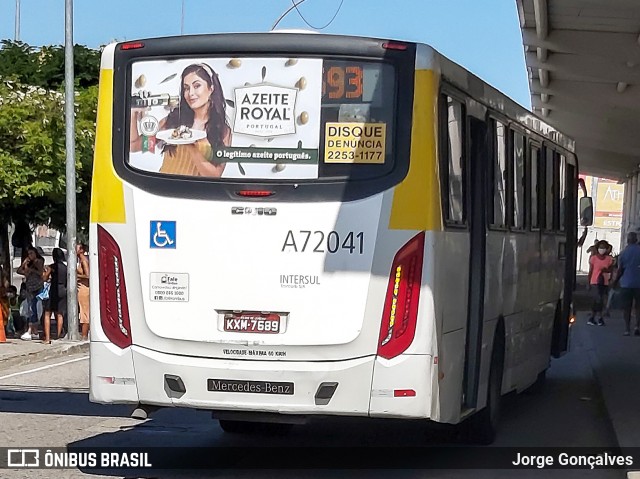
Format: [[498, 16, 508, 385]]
[[14, 0, 20, 41], [65, 0, 79, 341], [180, 0, 185, 35]]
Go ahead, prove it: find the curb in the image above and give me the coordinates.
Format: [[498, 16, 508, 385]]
[[0, 341, 89, 371]]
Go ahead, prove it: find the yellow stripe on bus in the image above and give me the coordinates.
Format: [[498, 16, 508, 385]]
[[90, 68, 126, 224], [389, 69, 442, 231]]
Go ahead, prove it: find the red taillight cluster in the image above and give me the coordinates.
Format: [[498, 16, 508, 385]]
[[97, 226, 132, 349], [377, 232, 425, 360], [120, 42, 145, 50]]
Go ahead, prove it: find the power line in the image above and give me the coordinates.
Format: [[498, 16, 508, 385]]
[[291, 0, 345, 30], [271, 0, 307, 31]]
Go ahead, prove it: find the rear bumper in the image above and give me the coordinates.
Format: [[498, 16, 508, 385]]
[[89, 342, 435, 419]]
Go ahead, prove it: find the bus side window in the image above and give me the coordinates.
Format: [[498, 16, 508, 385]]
[[511, 130, 525, 230], [530, 144, 540, 230], [439, 95, 466, 225], [544, 147, 555, 232], [559, 154, 566, 232], [490, 119, 507, 229]]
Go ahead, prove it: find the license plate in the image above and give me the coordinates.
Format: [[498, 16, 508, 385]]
[[208, 379, 294, 395], [223, 313, 281, 334]]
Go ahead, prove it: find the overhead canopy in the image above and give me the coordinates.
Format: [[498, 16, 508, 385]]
[[516, 0, 640, 180]]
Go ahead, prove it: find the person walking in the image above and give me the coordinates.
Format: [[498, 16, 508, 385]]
[[77, 243, 90, 341], [42, 248, 68, 343], [17, 246, 44, 340], [587, 240, 613, 326], [615, 231, 640, 336]]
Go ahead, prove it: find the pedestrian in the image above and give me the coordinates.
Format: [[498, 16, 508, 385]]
[[577, 227, 588, 248], [6, 285, 24, 337], [77, 243, 90, 341], [587, 240, 613, 326], [0, 283, 9, 339], [586, 239, 599, 257], [17, 246, 45, 340], [42, 248, 68, 343], [614, 231, 640, 336]]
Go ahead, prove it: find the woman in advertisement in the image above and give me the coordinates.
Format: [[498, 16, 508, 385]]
[[131, 63, 232, 177]]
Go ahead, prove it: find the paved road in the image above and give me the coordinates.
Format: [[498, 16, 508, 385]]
[[0, 323, 626, 478]]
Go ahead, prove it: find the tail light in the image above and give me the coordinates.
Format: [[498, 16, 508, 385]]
[[235, 190, 276, 197], [378, 232, 425, 359], [97, 226, 132, 348], [120, 41, 145, 50]]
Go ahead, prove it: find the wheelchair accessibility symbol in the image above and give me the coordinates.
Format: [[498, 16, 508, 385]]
[[150, 221, 176, 249]]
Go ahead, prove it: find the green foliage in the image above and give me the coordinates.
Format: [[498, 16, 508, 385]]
[[0, 40, 100, 90], [0, 40, 99, 236]]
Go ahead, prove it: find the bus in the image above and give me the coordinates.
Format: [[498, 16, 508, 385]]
[[89, 32, 590, 443]]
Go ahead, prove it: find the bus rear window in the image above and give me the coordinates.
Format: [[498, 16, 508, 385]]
[[127, 57, 396, 181]]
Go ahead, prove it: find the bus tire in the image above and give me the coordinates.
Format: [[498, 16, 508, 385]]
[[526, 369, 547, 395], [551, 301, 566, 358], [466, 327, 504, 445]]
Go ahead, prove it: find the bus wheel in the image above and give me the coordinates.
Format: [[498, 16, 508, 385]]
[[466, 330, 504, 445], [525, 369, 547, 395]]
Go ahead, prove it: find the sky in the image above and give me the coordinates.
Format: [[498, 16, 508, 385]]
[[0, 0, 531, 108]]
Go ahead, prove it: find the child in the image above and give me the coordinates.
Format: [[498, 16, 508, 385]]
[[7, 285, 24, 337]]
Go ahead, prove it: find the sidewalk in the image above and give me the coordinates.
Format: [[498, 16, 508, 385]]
[[2, 255, 88, 371], [0, 338, 89, 371], [581, 311, 640, 448], [573, 276, 640, 449]]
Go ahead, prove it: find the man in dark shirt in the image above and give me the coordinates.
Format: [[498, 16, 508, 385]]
[[616, 231, 640, 335]]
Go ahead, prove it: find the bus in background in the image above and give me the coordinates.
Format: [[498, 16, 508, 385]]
[[89, 32, 591, 443]]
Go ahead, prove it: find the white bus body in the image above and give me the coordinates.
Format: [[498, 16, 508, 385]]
[[89, 33, 578, 440]]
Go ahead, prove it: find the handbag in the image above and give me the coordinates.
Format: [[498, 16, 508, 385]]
[[37, 282, 50, 301], [19, 299, 29, 318]]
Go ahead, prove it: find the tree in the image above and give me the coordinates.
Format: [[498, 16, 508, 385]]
[[0, 40, 100, 90], [0, 40, 100, 284]]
